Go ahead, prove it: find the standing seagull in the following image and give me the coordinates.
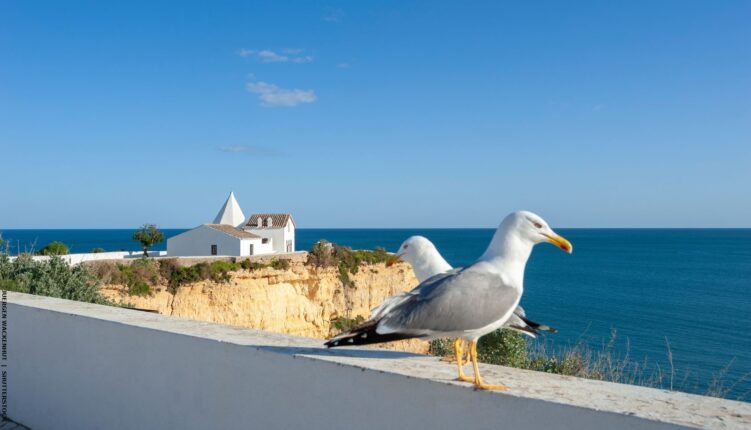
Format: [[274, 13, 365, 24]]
[[325, 211, 572, 390], [377, 236, 557, 382], [381, 235, 557, 337]]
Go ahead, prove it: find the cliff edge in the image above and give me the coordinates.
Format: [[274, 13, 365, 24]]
[[99, 254, 428, 353]]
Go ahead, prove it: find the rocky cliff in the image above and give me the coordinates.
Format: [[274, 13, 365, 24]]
[[100, 256, 429, 353]]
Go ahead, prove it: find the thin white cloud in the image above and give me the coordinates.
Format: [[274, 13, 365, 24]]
[[218, 145, 281, 156], [323, 8, 344, 23], [246, 80, 316, 107], [237, 48, 312, 63], [593, 104, 607, 111], [337, 62, 350, 69]]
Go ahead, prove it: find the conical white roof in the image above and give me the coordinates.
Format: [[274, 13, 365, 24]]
[[213, 192, 246, 227]]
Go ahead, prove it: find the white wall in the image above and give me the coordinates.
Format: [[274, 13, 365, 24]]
[[167, 225, 277, 257], [167, 225, 242, 257], [8, 250, 167, 266], [284, 221, 295, 252], [7, 293, 749, 430], [246, 220, 295, 253], [241, 238, 273, 256]]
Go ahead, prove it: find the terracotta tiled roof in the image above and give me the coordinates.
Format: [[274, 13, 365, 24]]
[[246, 214, 294, 229], [205, 224, 261, 239]]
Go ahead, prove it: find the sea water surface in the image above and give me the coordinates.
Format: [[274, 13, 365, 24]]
[[2, 228, 750, 399]]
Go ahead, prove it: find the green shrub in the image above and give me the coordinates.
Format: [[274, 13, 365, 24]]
[[352, 247, 391, 265], [338, 263, 354, 288], [89, 261, 123, 285], [307, 240, 337, 267], [208, 260, 240, 283], [429, 329, 528, 368], [307, 241, 392, 288], [118, 259, 161, 296], [37, 241, 70, 256], [429, 338, 454, 357], [0, 254, 107, 304], [165, 263, 206, 294], [88, 258, 247, 295], [0, 278, 25, 293], [128, 258, 160, 284], [331, 315, 365, 334], [270, 259, 290, 270], [240, 259, 267, 271], [90, 247, 106, 253], [159, 260, 242, 294], [128, 280, 150, 296], [430, 329, 584, 374], [526, 353, 584, 376], [477, 329, 529, 368], [157, 258, 181, 280]]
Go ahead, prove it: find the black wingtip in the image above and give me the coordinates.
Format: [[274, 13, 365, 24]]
[[325, 324, 421, 349], [509, 323, 540, 337], [519, 315, 557, 333]]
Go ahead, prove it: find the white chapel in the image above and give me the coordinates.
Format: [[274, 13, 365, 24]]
[[167, 192, 296, 257]]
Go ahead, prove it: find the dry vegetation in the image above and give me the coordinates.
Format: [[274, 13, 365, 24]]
[[90, 257, 291, 295], [306, 240, 391, 287]]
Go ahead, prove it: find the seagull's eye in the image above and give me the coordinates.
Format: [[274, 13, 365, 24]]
[[403, 244, 409, 249], [533, 222, 543, 229]]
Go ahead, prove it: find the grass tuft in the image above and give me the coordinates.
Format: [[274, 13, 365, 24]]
[[307, 240, 391, 287]]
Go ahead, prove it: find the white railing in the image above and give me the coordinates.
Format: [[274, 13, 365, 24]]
[[5, 292, 750, 430], [7, 250, 167, 265]]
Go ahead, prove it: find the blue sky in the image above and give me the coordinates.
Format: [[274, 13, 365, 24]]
[[1, 1, 749, 228]]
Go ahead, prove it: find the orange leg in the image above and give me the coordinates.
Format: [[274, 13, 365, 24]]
[[454, 339, 473, 382], [469, 340, 509, 391]]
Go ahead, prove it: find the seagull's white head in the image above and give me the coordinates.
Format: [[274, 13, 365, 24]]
[[481, 211, 573, 263], [386, 236, 453, 282], [393, 236, 435, 263], [502, 211, 573, 253]]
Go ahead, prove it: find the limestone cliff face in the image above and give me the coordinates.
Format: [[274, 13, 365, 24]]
[[100, 259, 429, 353]]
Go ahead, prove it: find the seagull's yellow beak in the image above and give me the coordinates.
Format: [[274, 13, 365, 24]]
[[545, 233, 573, 254]]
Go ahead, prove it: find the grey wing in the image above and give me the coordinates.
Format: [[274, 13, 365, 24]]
[[369, 268, 462, 320], [411, 268, 462, 294], [379, 267, 521, 334]]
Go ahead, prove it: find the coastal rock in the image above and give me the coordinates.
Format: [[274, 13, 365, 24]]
[[99, 259, 429, 354]]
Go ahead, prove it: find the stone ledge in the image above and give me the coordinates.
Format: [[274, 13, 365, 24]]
[[7, 292, 751, 430]]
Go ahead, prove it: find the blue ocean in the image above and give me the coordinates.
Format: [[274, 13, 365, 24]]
[[3, 228, 750, 400]]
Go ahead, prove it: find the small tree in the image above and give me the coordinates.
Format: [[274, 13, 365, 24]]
[[38, 241, 70, 256], [132, 224, 164, 257]]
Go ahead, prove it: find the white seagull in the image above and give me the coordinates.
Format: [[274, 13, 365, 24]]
[[377, 235, 557, 337], [325, 211, 572, 390]]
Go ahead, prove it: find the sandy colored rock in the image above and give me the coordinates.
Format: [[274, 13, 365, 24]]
[[100, 259, 429, 353]]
